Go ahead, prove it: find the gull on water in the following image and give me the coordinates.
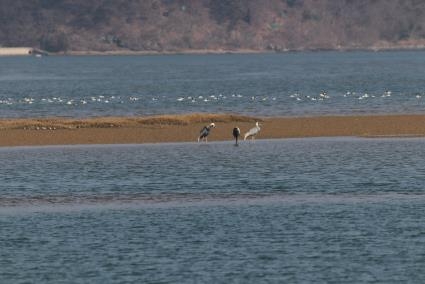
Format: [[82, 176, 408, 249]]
[[198, 123, 215, 142], [244, 122, 261, 141], [233, 127, 241, 146]]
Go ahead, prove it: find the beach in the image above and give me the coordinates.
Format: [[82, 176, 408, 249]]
[[1, 113, 425, 147]]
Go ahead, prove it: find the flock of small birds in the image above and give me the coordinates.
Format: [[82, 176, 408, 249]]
[[197, 121, 262, 146]]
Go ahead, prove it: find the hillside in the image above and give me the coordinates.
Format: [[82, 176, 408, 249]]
[[1, 0, 425, 53]]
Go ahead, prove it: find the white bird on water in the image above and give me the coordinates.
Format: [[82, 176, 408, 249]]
[[198, 123, 215, 142], [244, 122, 261, 141]]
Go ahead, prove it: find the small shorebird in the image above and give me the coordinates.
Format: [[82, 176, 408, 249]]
[[233, 127, 240, 146], [198, 123, 215, 142], [244, 122, 261, 141]]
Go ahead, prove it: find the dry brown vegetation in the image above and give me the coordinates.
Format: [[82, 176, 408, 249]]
[[1, 0, 425, 53], [0, 113, 259, 130]]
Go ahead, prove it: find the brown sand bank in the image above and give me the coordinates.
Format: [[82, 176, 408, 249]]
[[1, 113, 425, 147]]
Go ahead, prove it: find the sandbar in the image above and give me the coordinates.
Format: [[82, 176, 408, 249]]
[[1, 113, 425, 147]]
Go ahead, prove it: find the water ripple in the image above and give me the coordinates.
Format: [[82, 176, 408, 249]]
[[1, 192, 424, 214]]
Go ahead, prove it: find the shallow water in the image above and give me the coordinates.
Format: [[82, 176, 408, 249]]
[[1, 138, 425, 283], [1, 51, 425, 118]]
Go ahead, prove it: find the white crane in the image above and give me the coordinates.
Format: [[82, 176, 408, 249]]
[[244, 122, 261, 141]]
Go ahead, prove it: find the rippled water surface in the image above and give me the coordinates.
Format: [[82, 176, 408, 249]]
[[1, 51, 425, 117], [1, 138, 425, 283]]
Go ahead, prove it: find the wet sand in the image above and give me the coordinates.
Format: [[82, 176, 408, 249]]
[[1, 114, 425, 147]]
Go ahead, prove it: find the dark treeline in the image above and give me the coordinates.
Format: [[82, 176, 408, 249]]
[[1, 0, 425, 52]]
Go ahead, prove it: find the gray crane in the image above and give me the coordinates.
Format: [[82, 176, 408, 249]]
[[198, 123, 215, 142]]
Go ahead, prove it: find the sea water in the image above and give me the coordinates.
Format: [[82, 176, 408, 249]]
[[1, 51, 425, 118], [1, 138, 425, 283]]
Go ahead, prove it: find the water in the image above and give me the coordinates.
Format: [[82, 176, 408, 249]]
[[2, 52, 425, 282], [1, 138, 425, 283], [1, 51, 425, 118]]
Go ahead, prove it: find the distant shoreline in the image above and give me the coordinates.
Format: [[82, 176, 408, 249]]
[[1, 114, 425, 147], [60, 46, 425, 56], [65, 48, 266, 56], [2, 46, 425, 57]]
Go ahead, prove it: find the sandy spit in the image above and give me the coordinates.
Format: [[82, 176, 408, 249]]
[[1, 113, 425, 147]]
